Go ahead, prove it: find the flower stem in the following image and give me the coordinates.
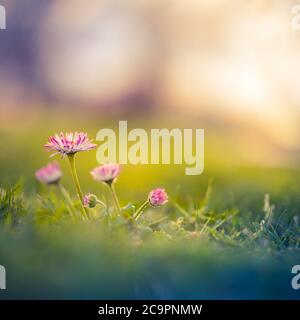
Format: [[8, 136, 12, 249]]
[[68, 154, 89, 220], [97, 199, 106, 208], [57, 183, 76, 221], [134, 200, 149, 221], [108, 183, 121, 216]]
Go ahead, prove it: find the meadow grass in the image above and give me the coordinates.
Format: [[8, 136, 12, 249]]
[[0, 117, 299, 299]]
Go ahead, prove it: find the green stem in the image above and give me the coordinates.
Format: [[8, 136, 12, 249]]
[[97, 199, 106, 208], [108, 183, 121, 216], [67, 154, 89, 220], [134, 200, 149, 221], [57, 183, 76, 221]]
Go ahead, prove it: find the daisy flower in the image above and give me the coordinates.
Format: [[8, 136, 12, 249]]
[[91, 163, 121, 215], [90, 163, 121, 185], [44, 132, 96, 157], [35, 163, 62, 185], [44, 131, 96, 220]]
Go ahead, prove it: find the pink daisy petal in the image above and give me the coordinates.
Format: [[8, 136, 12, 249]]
[[44, 132, 97, 156], [90, 163, 121, 184]]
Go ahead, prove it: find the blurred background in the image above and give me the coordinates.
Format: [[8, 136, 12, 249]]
[[1, 1, 300, 300], [0, 0, 299, 183]]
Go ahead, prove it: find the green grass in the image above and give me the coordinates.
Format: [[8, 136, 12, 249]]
[[0, 117, 300, 299], [0, 171, 300, 299]]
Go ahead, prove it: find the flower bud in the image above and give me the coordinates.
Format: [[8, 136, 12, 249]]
[[83, 193, 98, 208], [148, 188, 168, 207]]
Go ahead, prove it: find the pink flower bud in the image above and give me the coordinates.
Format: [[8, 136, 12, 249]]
[[148, 188, 168, 207], [83, 193, 98, 208]]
